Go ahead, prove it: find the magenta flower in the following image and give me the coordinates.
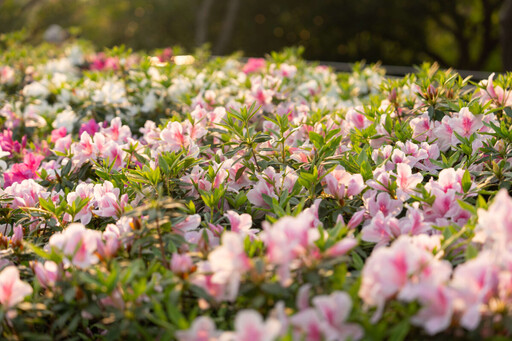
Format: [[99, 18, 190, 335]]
[[242, 58, 266, 74], [79, 119, 100, 136]]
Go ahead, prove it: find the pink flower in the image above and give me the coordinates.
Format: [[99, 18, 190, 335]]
[[242, 58, 266, 74], [365, 191, 403, 217], [65, 182, 94, 225], [346, 210, 365, 229], [323, 166, 365, 200], [208, 232, 251, 301], [4, 163, 35, 187], [103, 141, 126, 170], [475, 189, 512, 248], [247, 167, 298, 208], [79, 119, 100, 136], [479, 73, 512, 106], [291, 292, 362, 341], [0, 66, 15, 85], [51, 127, 67, 143], [160, 121, 191, 152], [48, 223, 101, 268], [92, 181, 126, 218], [174, 214, 201, 234], [102, 117, 131, 143], [398, 283, 453, 335], [395, 163, 423, 200], [96, 229, 121, 260], [450, 251, 499, 330], [4, 179, 50, 209], [225, 210, 258, 239], [312, 292, 363, 341], [0, 129, 25, 155], [346, 108, 371, 130], [359, 235, 451, 322], [325, 237, 358, 257], [399, 203, 431, 235], [0, 266, 33, 309], [261, 211, 320, 286], [54, 134, 72, 154], [452, 107, 483, 138], [361, 211, 401, 246], [72, 132, 97, 166], [171, 253, 194, 275], [32, 261, 60, 288], [232, 310, 281, 341], [10, 225, 23, 247], [290, 308, 325, 341], [176, 316, 219, 341], [410, 113, 435, 142]]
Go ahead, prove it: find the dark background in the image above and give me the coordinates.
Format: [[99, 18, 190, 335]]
[[1, 0, 510, 71]]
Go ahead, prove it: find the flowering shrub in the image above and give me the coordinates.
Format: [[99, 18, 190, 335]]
[[1, 34, 512, 339]]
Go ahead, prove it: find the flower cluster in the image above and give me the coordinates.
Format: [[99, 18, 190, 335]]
[[0, 38, 511, 339]]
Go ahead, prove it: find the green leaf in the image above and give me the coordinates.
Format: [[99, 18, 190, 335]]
[[388, 319, 410, 341], [360, 160, 373, 181], [465, 243, 479, 260], [308, 131, 324, 149], [351, 252, 364, 270]]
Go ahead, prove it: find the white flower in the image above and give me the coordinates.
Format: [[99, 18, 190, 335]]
[[22, 81, 49, 98], [53, 108, 77, 132]]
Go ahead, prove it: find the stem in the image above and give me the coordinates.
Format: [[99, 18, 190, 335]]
[[155, 215, 169, 269], [251, 146, 261, 172]]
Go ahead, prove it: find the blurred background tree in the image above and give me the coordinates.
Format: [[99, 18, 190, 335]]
[[0, 0, 506, 71]]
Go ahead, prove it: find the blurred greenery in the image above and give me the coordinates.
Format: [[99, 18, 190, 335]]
[[0, 0, 503, 71]]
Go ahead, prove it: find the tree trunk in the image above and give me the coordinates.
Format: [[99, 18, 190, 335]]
[[500, 0, 512, 71], [195, 0, 215, 46], [214, 0, 240, 55]]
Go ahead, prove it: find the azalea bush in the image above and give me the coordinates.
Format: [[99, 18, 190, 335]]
[[1, 33, 512, 340]]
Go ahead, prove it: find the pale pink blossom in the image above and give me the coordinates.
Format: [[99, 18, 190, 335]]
[[231, 310, 281, 341], [65, 182, 94, 225], [32, 261, 60, 288], [361, 211, 401, 246], [395, 163, 423, 200], [160, 121, 191, 152], [208, 232, 251, 301], [450, 251, 499, 330], [323, 166, 365, 200], [398, 283, 453, 335], [365, 191, 403, 217], [475, 189, 512, 249], [101, 117, 131, 143], [261, 211, 321, 286], [176, 316, 219, 341], [4, 179, 50, 209], [359, 235, 451, 321], [225, 210, 258, 239], [171, 253, 194, 275], [48, 223, 101, 268], [0, 266, 32, 310], [247, 167, 298, 208]]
